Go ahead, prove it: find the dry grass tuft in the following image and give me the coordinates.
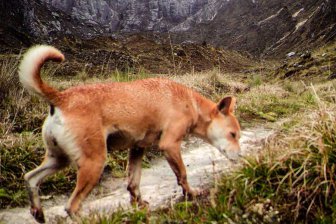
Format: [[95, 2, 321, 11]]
[[171, 69, 249, 100], [0, 55, 20, 101]]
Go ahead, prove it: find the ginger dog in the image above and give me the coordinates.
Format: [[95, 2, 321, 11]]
[[19, 45, 241, 223]]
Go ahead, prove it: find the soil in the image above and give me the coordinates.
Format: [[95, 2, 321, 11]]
[[47, 34, 255, 76]]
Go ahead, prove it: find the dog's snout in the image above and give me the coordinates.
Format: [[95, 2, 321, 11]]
[[225, 151, 240, 161], [220, 144, 241, 161]]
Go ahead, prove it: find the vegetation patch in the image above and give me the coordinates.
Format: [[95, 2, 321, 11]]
[[275, 42, 336, 81], [206, 96, 336, 223]]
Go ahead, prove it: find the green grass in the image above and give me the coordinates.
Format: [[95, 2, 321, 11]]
[[81, 209, 149, 224], [211, 98, 336, 223], [237, 82, 317, 123]]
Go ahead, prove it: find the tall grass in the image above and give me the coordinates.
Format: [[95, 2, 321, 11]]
[[0, 55, 22, 135], [215, 96, 336, 223], [171, 69, 249, 101], [0, 55, 20, 102], [0, 56, 47, 135]]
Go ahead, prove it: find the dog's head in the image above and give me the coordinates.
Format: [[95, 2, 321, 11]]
[[206, 96, 241, 161]]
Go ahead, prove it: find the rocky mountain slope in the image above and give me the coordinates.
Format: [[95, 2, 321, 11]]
[[0, 0, 335, 57], [42, 0, 218, 33], [172, 0, 336, 56]]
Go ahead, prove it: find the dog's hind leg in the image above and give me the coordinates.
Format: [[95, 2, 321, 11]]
[[127, 147, 146, 207], [65, 138, 106, 216], [24, 152, 69, 223]]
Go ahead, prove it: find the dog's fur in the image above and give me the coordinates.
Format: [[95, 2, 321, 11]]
[[19, 45, 241, 223]]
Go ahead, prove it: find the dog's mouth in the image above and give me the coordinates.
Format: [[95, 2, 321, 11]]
[[220, 149, 242, 161]]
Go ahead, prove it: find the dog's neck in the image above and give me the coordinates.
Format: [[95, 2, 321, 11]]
[[190, 92, 216, 139]]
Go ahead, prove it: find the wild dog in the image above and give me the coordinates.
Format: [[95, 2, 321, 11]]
[[19, 45, 241, 223]]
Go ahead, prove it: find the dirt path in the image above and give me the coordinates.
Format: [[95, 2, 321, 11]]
[[0, 128, 272, 224]]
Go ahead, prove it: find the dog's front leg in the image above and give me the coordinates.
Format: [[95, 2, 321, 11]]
[[163, 147, 198, 198], [127, 147, 147, 207], [159, 128, 198, 199]]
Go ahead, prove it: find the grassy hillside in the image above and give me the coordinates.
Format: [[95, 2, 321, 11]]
[[0, 42, 335, 223]]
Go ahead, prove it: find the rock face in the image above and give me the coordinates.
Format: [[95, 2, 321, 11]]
[[172, 0, 336, 56], [0, 0, 31, 50], [0, 0, 335, 56], [42, 0, 215, 33], [0, 0, 101, 52]]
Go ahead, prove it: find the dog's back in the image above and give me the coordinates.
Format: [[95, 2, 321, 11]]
[[55, 78, 204, 149]]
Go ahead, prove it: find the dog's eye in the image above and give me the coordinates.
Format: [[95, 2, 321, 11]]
[[230, 132, 236, 138]]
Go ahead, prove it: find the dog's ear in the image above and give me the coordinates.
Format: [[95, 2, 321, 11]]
[[217, 96, 236, 115]]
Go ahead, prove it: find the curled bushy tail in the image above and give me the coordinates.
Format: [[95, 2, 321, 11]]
[[18, 45, 64, 104]]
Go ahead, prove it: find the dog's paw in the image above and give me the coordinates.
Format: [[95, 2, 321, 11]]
[[30, 207, 45, 223], [138, 199, 149, 209], [131, 197, 149, 209], [65, 208, 82, 223], [192, 187, 203, 196], [185, 187, 204, 200]]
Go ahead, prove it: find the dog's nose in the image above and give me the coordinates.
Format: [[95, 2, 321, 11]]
[[225, 151, 240, 161]]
